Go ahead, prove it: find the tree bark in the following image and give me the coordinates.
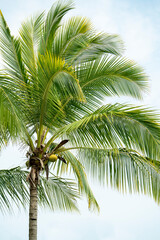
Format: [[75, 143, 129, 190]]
[[29, 180, 38, 240]]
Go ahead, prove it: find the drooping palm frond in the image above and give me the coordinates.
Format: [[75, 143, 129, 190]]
[[0, 167, 80, 213], [50, 145, 99, 211], [48, 140, 160, 204], [39, 174, 79, 212], [77, 147, 160, 204], [50, 143, 160, 205], [52, 104, 160, 160], [0, 167, 29, 213]]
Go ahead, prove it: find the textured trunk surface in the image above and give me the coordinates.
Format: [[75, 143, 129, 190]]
[[29, 181, 38, 240]]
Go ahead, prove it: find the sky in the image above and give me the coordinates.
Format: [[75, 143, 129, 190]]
[[0, 0, 160, 239]]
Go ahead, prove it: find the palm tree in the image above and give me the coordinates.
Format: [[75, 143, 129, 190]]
[[0, 1, 160, 239]]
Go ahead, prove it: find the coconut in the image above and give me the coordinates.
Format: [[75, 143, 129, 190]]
[[49, 154, 58, 162]]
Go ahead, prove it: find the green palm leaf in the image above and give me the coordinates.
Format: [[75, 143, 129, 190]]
[[53, 16, 124, 63], [78, 55, 148, 101], [0, 11, 27, 83], [0, 167, 29, 212], [52, 104, 160, 159], [0, 167, 79, 212], [39, 0, 73, 55], [50, 146, 99, 211], [38, 174, 79, 212], [19, 12, 45, 78], [77, 147, 160, 204]]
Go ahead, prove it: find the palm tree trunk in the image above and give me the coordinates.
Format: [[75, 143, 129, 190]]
[[29, 180, 38, 240]]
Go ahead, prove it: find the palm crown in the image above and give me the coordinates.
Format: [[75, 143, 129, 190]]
[[0, 0, 160, 214]]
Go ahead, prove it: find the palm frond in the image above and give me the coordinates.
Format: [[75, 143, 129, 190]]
[[53, 104, 160, 159], [53, 16, 124, 63], [19, 12, 45, 78], [39, 0, 74, 54], [51, 148, 99, 211], [69, 32, 124, 64], [77, 55, 148, 101], [39, 174, 79, 211], [77, 147, 160, 204], [42, 54, 148, 129], [53, 16, 92, 58], [0, 167, 79, 213], [0, 74, 27, 145], [31, 53, 85, 144], [0, 11, 30, 127], [0, 167, 29, 213], [0, 11, 27, 83]]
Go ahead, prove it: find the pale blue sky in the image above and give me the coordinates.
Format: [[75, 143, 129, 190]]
[[0, 0, 160, 239]]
